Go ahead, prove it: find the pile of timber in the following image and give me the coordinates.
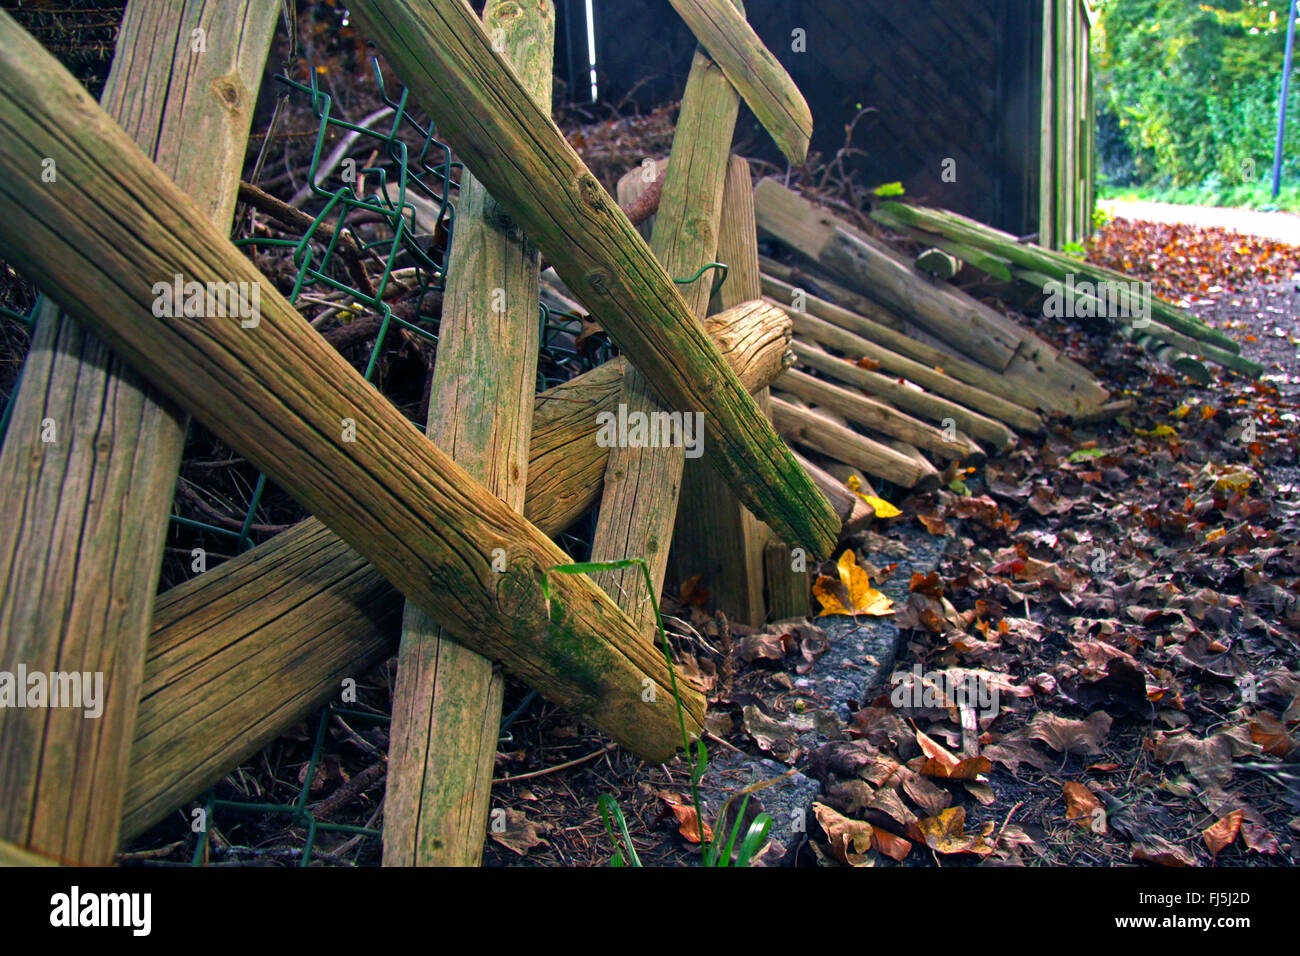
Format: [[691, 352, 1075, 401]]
[[599, 174, 1114, 501], [871, 201, 1262, 382]]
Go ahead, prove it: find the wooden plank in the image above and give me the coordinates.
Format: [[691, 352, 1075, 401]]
[[756, 183, 1114, 414], [347, 0, 837, 559], [915, 248, 962, 280], [668, 0, 812, 163], [761, 254, 977, 363], [0, 0, 279, 866], [120, 298, 793, 840], [772, 397, 937, 490], [1079, 5, 1094, 237], [587, 33, 741, 639], [1062, 0, 1076, 244], [788, 310, 1046, 434], [873, 201, 1249, 358], [1012, 268, 1233, 379], [790, 339, 1020, 451], [616, 159, 668, 243], [776, 368, 975, 463], [383, 0, 551, 868], [874, 206, 1014, 281], [764, 273, 1048, 430], [666, 155, 773, 627], [0, 12, 699, 762], [764, 543, 809, 621], [756, 178, 1060, 381], [761, 255, 907, 334], [1039, 0, 1055, 248]]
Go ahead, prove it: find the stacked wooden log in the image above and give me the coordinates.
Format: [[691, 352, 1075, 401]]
[[612, 178, 1073, 503], [871, 201, 1262, 382]]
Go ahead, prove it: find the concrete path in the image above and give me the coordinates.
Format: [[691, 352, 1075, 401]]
[[1100, 198, 1300, 246]]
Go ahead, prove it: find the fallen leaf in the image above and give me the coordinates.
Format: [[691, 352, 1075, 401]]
[[1249, 714, 1296, 757], [863, 495, 902, 519], [1063, 782, 1104, 830], [1132, 835, 1198, 867], [657, 790, 712, 844], [814, 550, 895, 617], [1202, 810, 1244, 857], [914, 729, 991, 780], [872, 825, 913, 861], [1028, 711, 1112, 756], [813, 803, 875, 866], [488, 809, 551, 856], [915, 807, 994, 857]]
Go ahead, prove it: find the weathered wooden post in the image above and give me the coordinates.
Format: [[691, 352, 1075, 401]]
[[0, 0, 279, 865], [384, 0, 553, 868], [586, 23, 742, 637], [667, 156, 783, 626]]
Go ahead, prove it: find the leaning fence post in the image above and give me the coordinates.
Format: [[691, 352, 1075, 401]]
[[383, 0, 554, 868], [585, 21, 742, 640], [0, 0, 279, 865]]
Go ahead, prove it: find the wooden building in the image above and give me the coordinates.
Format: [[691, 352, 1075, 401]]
[[557, 0, 1095, 247]]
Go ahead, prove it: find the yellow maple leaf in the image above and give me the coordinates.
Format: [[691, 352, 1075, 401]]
[[863, 495, 902, 519], [844, 475, 902, 518], [814, 550, 894, 617], [1135, 424, 1177, 438], [1215, 472, 1252, 494]]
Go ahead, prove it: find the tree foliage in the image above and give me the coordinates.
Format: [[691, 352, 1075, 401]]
[[1097, 0, 1300, 187]]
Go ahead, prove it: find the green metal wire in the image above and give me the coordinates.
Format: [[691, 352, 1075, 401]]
[[673, 261, 728, 294], [190, 703, 390, 867], [178, 62, 461, 554], [0, 303, 32, 326]]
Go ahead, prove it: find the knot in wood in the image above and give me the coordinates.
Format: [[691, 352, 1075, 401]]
[[577, 172, 605, 211], [483, 195, 519, 237], [585, 268, 611, 297], [494, 555, 546, 619], [210, 74, 244, 113]]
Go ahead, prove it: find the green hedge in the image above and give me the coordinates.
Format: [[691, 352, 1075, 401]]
[[1098, 0, 1300, 192]]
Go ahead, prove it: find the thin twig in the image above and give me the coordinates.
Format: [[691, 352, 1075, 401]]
[[238, 181, 375, 297], [494, 743, 618, 784]]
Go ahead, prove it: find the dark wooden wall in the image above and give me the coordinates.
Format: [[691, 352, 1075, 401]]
[[558, 0, 1057, 237]]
